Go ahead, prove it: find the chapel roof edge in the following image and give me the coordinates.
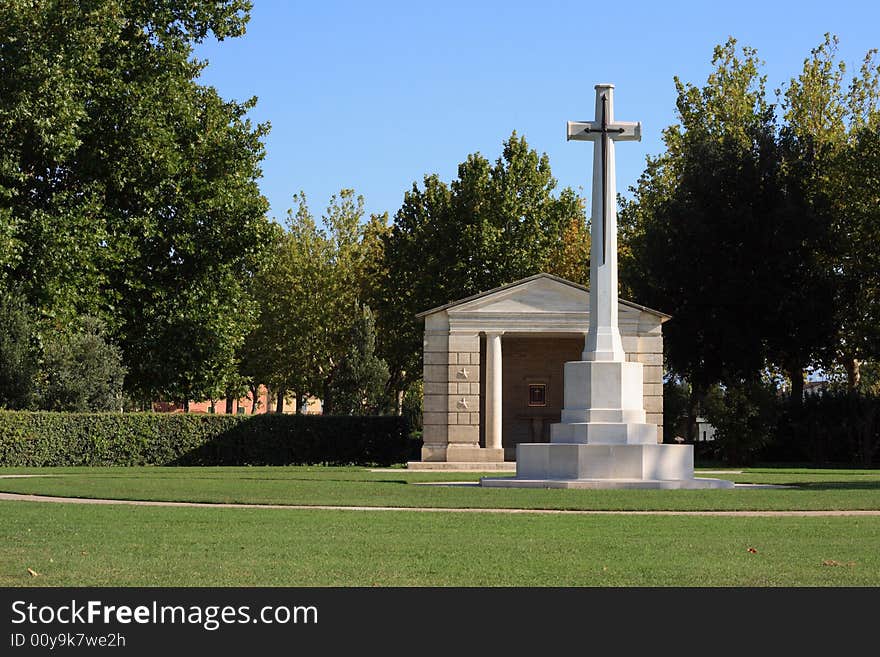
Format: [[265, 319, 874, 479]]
[[415, 273, 671, 321]]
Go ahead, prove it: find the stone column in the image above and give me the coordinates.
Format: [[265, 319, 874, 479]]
[[485, 332, 503, 452]]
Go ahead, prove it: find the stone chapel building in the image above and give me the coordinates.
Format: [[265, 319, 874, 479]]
[[417, 273, 669, 463]]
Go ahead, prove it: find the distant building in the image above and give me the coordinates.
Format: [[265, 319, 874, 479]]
[[695, 417, 716, 442], [152, 386, 322, 415], [803, 380, 832, 397]]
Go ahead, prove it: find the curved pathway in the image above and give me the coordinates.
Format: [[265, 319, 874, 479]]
[[0, 490, 877, 517]]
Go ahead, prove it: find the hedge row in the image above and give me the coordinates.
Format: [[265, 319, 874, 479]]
[[0, 412, 414, 467]]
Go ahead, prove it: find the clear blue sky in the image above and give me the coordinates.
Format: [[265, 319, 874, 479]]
[[193, 0, 880, 225]]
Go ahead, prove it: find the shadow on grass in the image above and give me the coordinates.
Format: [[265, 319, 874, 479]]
[[797, 481, 880, 491]]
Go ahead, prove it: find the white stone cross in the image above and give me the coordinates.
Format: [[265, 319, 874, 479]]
[[567, 84, 641, 362]]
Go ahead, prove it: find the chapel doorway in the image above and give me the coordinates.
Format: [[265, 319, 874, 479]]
[[479, 334, 584, 461]]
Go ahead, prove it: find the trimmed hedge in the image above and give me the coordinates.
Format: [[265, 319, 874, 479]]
[[0, 412, 412, 467]]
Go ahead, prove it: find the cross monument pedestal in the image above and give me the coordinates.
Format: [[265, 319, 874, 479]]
[[482, 84, 732, 489]]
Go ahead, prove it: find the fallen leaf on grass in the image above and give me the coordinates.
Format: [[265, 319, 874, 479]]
[[27, 568, 39, 577], [822, 559, 856, 567], [747, 547, 758, 554]]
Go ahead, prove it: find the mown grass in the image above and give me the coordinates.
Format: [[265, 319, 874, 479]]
[[2, 467, 878, 586], [1, 466, 879, 511], [1, 500, 878, 586]]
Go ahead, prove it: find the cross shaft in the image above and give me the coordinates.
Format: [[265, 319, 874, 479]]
[[566, 84, 641, 363]]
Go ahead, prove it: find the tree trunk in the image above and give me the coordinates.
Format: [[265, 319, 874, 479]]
[[275, 389, 285, 413], [686, 382, 703, 443], [183, 399, 190, 413], [384, 367, 404, 414], [295, 392, 303, 416], [225, 391, 234, 415], [787, 361, 804, 407], [250, 384, 259, 414], [396, 370, 407, 415], [844, 357, 861, 391]]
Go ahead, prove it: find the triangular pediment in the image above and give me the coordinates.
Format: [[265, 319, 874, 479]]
[[416, 273, 670, 320], [450, 276, 586, 315]]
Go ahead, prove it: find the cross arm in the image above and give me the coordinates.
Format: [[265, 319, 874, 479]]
[[567, 121, 596, 141], [566, 120, 642, 142], [612, 121, 642, 142]]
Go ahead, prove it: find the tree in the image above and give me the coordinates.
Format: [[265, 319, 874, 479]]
[[0, 1, 274, 404], [377, 132, 585, 396], [621, 41, 777, 403], [662, 378, 691, 443], [0, 291, 39, 410], [802, 39, 880, 388], [831, 122, 880, 387], [703, 379, 778, 465], [323, 306, 390, 415], [621, 38, 851, 435], [242, 198, 333, 411], [545, 214, 591, 287], [774, 34, 879, 397], [242, 190, 388, 411], [39, 317, 127, 412]]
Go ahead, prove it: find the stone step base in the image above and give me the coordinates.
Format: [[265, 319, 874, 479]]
[[480, 477, 734, 489], [406, 461, 516, 472], [515, 442, 700, 481], [550, 421, 658, 444]]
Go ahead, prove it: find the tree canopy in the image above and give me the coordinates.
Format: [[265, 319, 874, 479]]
[[621, 35, 880, 434], [0, 0, 274, 404], [241, 190, 389, 411]]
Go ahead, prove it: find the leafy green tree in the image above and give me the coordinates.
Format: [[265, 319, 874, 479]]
[[242, 198, 333, 411], [377, 132, 584, 396], [0, 1, 273, 404], [401, 379, 424, 434], [242, 191, 387, 411], [812, 41, 880, 388], [829, 124, 880, 388], [776, 34, 879, 396], [662, 378, 690, 443], [621, 38, 852, 433], [545, 214, 591, 287], [323, 306, 389, 415], [39, 317, 127, 412], [703, 379, 779, 465], [322, 190, 390, 366], [0, 291, 39, 410], [622, 40, 777, 391]]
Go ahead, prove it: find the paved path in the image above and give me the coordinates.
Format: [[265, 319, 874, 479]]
[[0, 491, 877, 517]]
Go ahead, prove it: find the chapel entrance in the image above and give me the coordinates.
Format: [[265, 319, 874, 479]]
[[479, 334, 584, 460]]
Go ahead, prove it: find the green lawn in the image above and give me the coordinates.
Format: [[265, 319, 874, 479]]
[[1, 466, 878, 587], [0, 465, 879, 511], [1, 501, 878, 586]]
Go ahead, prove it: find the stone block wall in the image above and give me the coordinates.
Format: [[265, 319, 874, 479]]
[[622, 331, 664, 442], [422, 329, 483, 461]]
